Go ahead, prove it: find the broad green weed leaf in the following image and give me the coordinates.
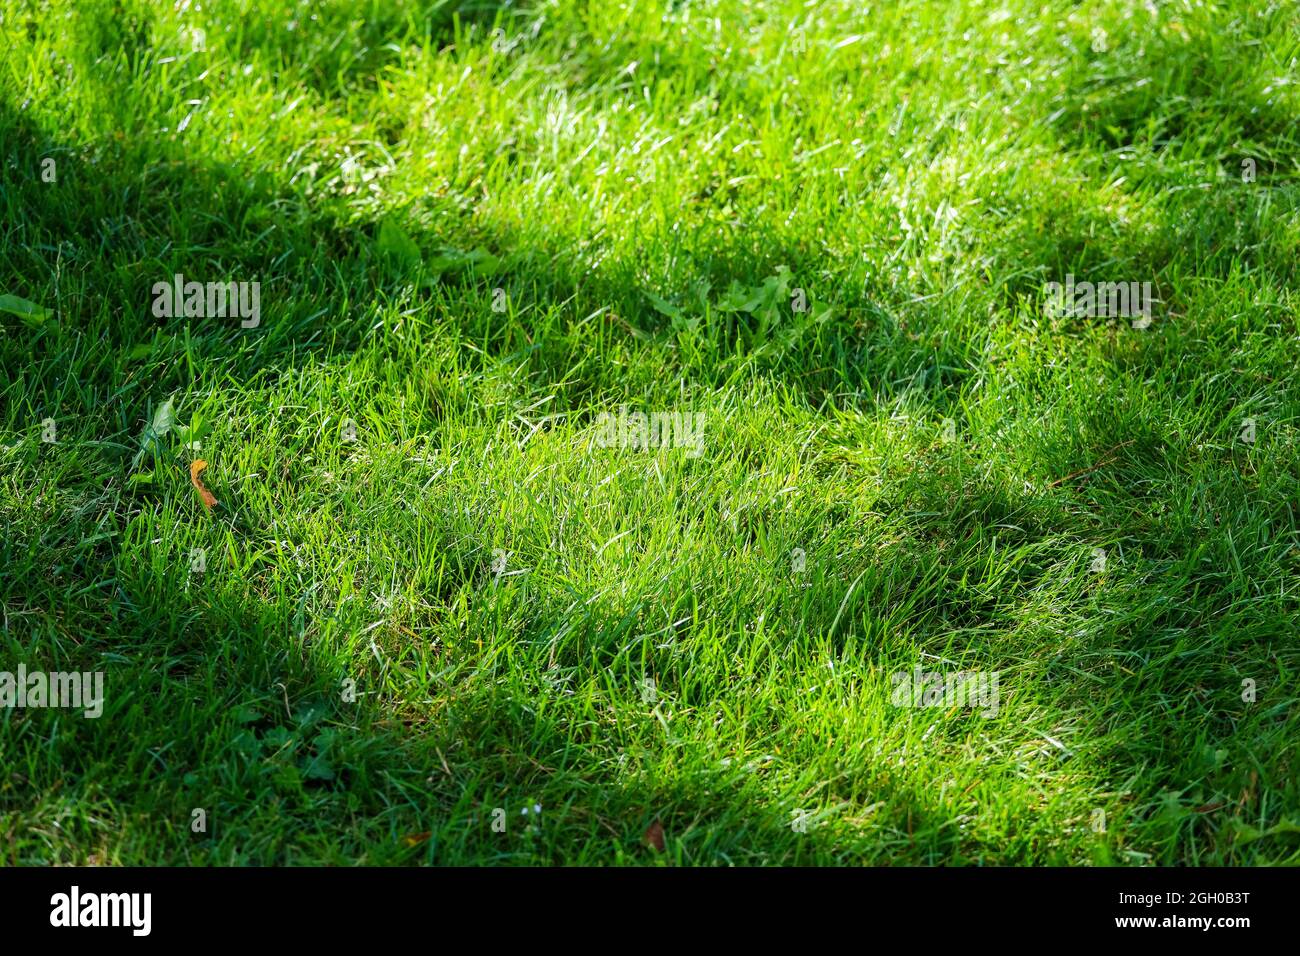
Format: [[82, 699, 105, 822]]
[[0, 294, 50, 324], [377, 217, 422, 270], [131, 395, 177, 470]]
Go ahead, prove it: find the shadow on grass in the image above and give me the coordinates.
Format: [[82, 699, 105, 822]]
[[3, 17, 1296, 863]]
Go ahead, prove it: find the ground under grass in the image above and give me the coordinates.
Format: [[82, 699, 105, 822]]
[[1, 0, 1299, 865]]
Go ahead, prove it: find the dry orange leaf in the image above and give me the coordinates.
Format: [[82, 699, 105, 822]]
[[189, 459, 218, 511], [643, 818, 665, 852]]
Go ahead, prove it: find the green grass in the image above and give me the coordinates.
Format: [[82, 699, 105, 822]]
[[2, 0, 1299, 865]]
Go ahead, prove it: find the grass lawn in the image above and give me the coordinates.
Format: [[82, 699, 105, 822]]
[[2, 0, 1299, 865]]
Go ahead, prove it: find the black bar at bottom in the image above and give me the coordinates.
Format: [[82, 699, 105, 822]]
[[0, 866, 1280, 941]]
